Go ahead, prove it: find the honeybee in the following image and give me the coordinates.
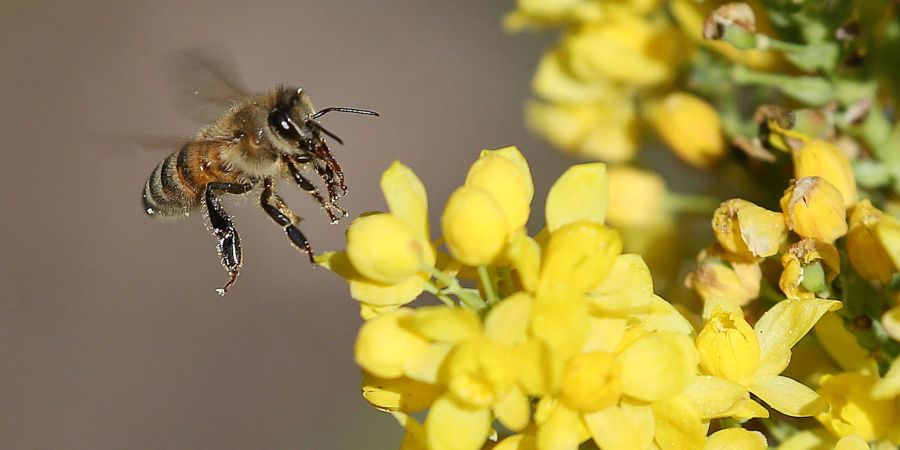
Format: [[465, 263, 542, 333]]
[[142, 59, 377, 295]]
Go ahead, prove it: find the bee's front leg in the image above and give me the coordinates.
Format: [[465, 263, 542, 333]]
[[260, 178, 316, 264], [204, 182, 253, 295], [284, 155, 347, 223]]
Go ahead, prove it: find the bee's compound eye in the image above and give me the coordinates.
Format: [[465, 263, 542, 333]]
[[268, 106, 301, 142]]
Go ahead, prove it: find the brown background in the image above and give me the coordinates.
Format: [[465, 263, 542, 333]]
[[0, 1, 578, 448]]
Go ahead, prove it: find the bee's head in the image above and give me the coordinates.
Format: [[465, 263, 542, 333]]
[[266, 86, 379, 155], [267, 87, 318, 153]]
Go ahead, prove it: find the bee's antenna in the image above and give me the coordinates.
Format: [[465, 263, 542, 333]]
[[306, 119, 345, 145], [311, 107, 380, 120]]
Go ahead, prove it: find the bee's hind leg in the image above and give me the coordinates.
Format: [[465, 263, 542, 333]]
[[204, 182, 253, 295], [260, 177, 316, 265]]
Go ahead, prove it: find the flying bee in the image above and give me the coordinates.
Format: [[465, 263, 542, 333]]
[[142, 69, 377, 295]]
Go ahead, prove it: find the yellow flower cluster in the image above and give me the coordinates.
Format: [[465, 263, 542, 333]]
[[322, 147, 853, 450], [686, 127, 900, 449], [506, 0, 779, 168]]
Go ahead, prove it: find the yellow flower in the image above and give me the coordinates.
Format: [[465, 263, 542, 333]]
[[779, 239, 840, 299], [792, 139, 858, 208], [847, 200, 896, 283], [711, 199, 787, 260], [318, 161, 435, 317], [645, 92, 726, 169], [526, 96, 638, 163], [817, 372, 897, 442], [606, 166, 667, 229], [694, 298, 841, 418], [564, 14, 680, 86], [781, 176, 849, 243], [443, 147, 534, 266]]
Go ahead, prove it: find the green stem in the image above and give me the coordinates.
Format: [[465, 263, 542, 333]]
[[663, 193, 720, 214], [478, 266, 499, 305], [422, 265, 486, 311], [423, 281, 454, 307]]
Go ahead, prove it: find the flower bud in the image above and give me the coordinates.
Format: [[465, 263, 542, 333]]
[[645, 92, 725, 169], [780, 177, 848, 243], [346, 213, 424, 284], [846, 200, 896, 283], [686, 246, 761, 306], [793, 140, 858, 207], [560, 351, 622, 412], [711, 199, 787, 260], [779, 239, 840, 299], [540, 221, 623, 292], [606, 166, 667, 228], [442, 186, 509, 266], [465, 153, 531, 232]]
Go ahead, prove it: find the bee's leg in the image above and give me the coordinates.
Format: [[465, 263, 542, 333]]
[[284, 156, 347, 223], [313, 142, 347, 196], [205, 182, 253, 295], [260, 177, 316, 264]]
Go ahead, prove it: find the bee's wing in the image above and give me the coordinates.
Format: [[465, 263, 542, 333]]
[[166, 48, 250, 124]]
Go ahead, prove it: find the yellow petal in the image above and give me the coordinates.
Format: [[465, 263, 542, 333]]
[[355, 309, 428, 378], [876, 213, 900, 271], [606, 165, 667, 228], [494, 384, 530, 432], [750, 375, 826, 417], [466, 154, 531, 231], [696, 308, 760, 385], [560, 351, 622, 412], [532, 49, 619, 103], [779, 239, 841, 299], [442, 186, 509, 266], [754, 298, 841, 371], [712, 199, 787, 259], [873, 357, 900, 399], [814, 312, 869, 372], [381, 161, 430, 240], [652, 395, 706, 450], [645, 92, 725, 169], [705, 428, 767, 450], [564, 16, 678, 86], [535, 401, 585, 450], [404, 342, 453, 384], [883, 305, 900, 342], [349, 276, 426, 308], [484, 292, 533, 346], [412, 306, 481, 344], [530, 288, 590, 389], [492, 434, 536, 450], [781, 177, 849, 243], [619, 331, 698, 401], [346, 213, 424, 284], [394, 412, 428, 450], [480, 146, 534, 203], [817, 372, 896, 440], [588, 253, 654, 315], [835, 435, 870, 450], [847, 200, 896, 283], [774, 429, 834, 450], [583, 405, 645, 450], [792, 139, 858, 207], [684, 375, 750, 420], [361, 372, 443, 413], [540, 221, 622, 293], [526, 99, 638, 163], [318, 251, 425, 308], [425, 395, 493, 450], [505, 231, 541, 292], [545, 163, 608, 232], [581, 316, 627, 353], [635, 295, 695, 335]]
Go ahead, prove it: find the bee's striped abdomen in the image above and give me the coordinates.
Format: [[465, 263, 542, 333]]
[[142, 145, 201, 218]]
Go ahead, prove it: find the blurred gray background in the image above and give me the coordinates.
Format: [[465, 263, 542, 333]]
[[0, 1, 571, 448]]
